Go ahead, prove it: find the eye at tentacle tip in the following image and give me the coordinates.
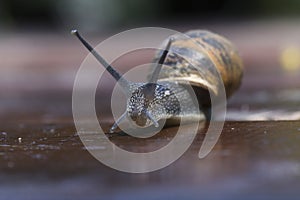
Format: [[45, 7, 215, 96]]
[[70, 29, 78, 35]]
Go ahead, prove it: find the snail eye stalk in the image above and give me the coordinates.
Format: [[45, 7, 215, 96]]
[[149, 37, 173, 83], [145, 37, 173, 116], [71, 29, 130, 93]]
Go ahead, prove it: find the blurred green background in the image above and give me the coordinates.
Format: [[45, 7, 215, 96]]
[[1, 0, 300, 32]]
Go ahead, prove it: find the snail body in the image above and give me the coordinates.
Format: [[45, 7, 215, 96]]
[[72, 29, 243, 133]]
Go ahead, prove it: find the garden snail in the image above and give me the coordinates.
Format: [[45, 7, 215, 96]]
[[71, 29, 243, 133]]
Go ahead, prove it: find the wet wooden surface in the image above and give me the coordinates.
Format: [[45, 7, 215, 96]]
[[1, 120, 300, 199], [1, 22, 300, 199]]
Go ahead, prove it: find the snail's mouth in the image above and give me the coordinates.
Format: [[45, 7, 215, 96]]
[[130, 116, 147, 127], [130, 113, 150, 127]]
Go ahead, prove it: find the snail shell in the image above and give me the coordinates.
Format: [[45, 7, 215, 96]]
[[151, 30, 243, 111]]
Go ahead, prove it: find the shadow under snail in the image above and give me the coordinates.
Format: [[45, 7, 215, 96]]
[[71, 29, 243, 133]]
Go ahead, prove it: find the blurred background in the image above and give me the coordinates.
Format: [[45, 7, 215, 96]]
[[1, 0, 300, 31], [0, 0, 300, 121]]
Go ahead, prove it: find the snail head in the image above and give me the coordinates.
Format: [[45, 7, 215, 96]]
[[71, 29, 174, 132], [127, 82, 180, 128]]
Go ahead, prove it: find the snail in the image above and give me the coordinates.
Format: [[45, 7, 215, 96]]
[[71, 29, 243, 133]]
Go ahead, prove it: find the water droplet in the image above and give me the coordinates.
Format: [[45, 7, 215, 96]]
[[83, 146, 106, 150], [1, 132, 7, 136], [32, 154, 46, 160]]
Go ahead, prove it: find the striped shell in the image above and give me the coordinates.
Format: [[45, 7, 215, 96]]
[[152, 30, 243, 107]]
